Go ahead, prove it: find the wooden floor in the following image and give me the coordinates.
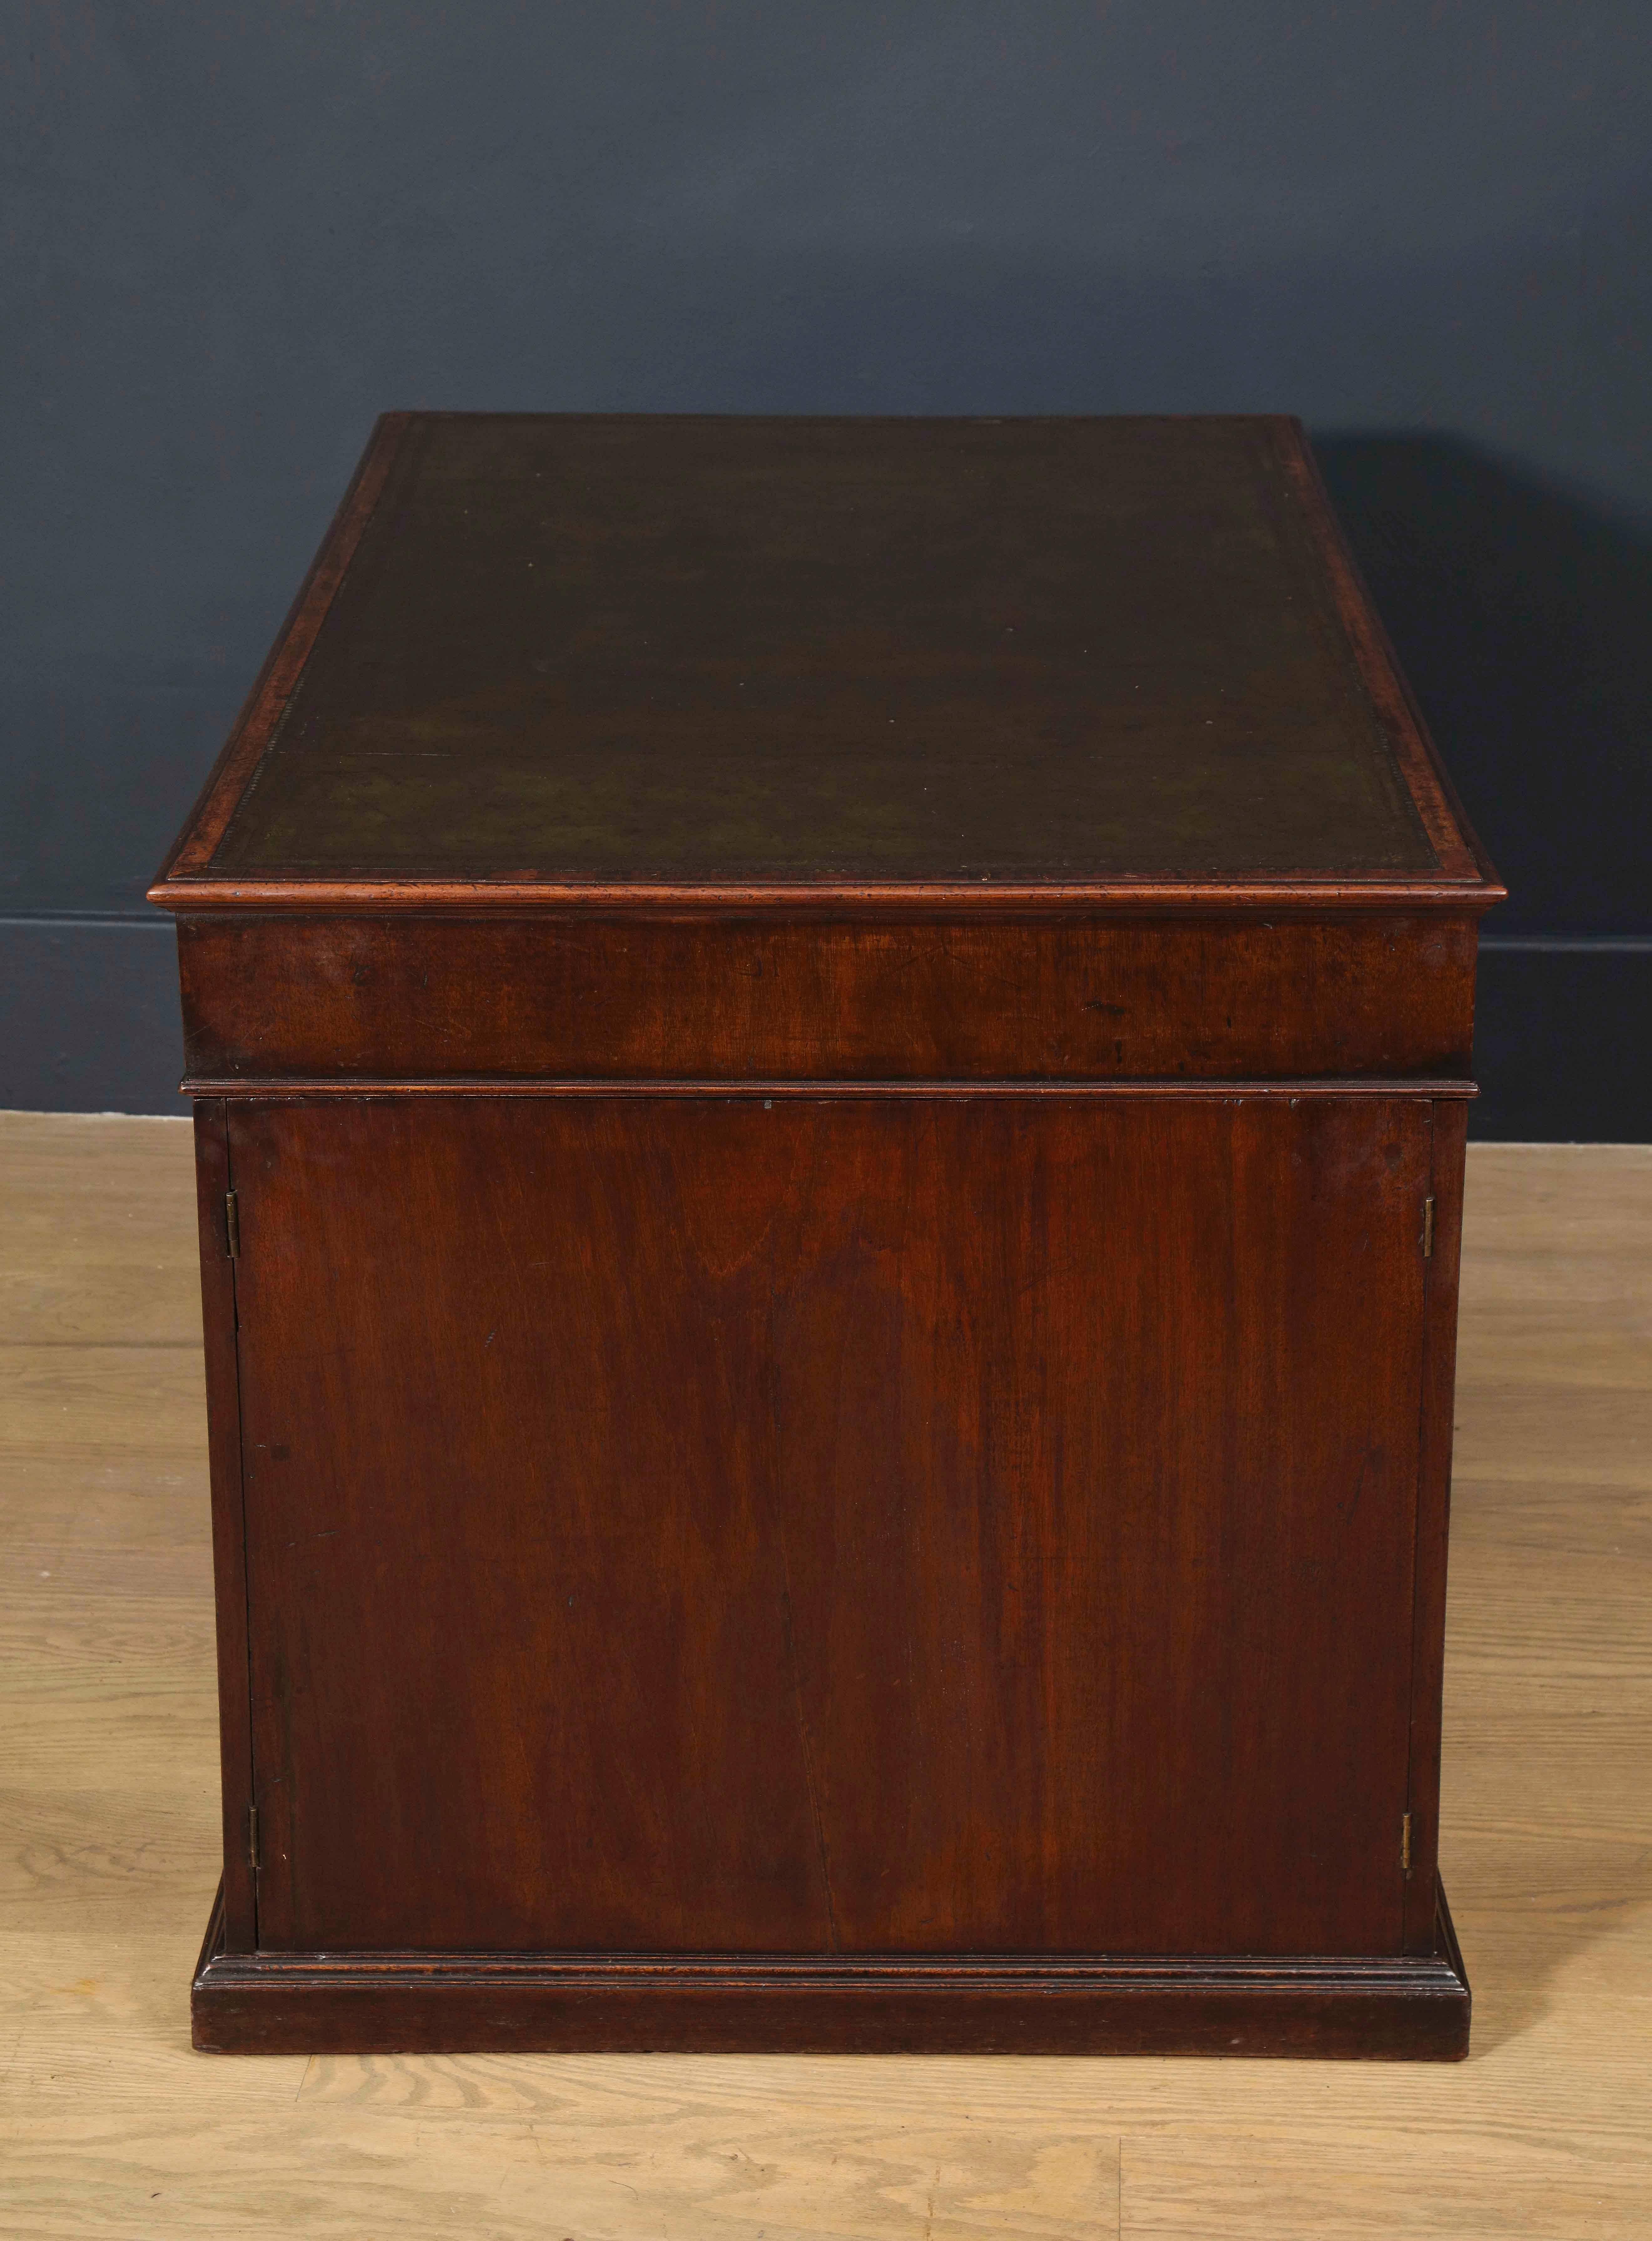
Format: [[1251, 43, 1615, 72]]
[[2, 1114, 1648, 2238]]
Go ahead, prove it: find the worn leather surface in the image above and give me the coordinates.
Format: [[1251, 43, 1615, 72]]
[[212, 414, 1438, 881]]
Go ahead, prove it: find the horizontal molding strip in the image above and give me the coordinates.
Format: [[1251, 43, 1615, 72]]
[[206, 1948, 1465, 1993], [13, 917, 1648, 945], [181, 1075, 1478, 1101], [150, 877, 1500, 916]]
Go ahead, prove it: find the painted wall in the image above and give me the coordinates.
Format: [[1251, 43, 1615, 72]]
[[4, 3, 1648, 1129]]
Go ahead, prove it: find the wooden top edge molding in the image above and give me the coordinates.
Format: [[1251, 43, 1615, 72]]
[[179, 1076, 1479, 1100], [149, 876, 1504, 916]]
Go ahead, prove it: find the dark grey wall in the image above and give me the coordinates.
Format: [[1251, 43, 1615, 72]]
[[4, 3, 1648, 1129]]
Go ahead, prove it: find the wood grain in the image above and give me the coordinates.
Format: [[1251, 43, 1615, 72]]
[[173, 911, 1481, 1085], [3, 1116, 1649, 2234], [225, 1093, 1428, 1965], [1402, 1098, 1466, 1950], [143, 409, 1497, 2058]]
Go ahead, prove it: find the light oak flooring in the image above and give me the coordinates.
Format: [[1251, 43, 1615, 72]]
[[1, 1111, 1648, 2238]]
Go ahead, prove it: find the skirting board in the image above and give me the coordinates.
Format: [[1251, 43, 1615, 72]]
[[191, 1877, 1470, 2060], [0, 917, 186, 1115]]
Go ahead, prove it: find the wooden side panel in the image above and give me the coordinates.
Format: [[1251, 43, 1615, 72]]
[[191, 1100, 256, 1951], [179, 913, 1478, 1085], [228, 1093, 1428, 1962], [1403, 1098, 1469, 1950]]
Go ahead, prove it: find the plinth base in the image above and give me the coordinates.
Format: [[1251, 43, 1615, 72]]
[[192, 1877, 1469, 2060]]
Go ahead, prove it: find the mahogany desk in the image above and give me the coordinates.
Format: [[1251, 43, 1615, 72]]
[[151, 414, 1501, 2057]]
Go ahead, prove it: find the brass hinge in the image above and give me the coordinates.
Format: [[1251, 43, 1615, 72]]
[[1401, 1811, 1412, 1872], [225, 1189, 240, 1260], [1421, 1197, 1435, 1259], [248, 1802, 260, 1871]]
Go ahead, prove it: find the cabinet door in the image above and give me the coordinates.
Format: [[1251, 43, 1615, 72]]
[[228, 1093, 1430, 1958]]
